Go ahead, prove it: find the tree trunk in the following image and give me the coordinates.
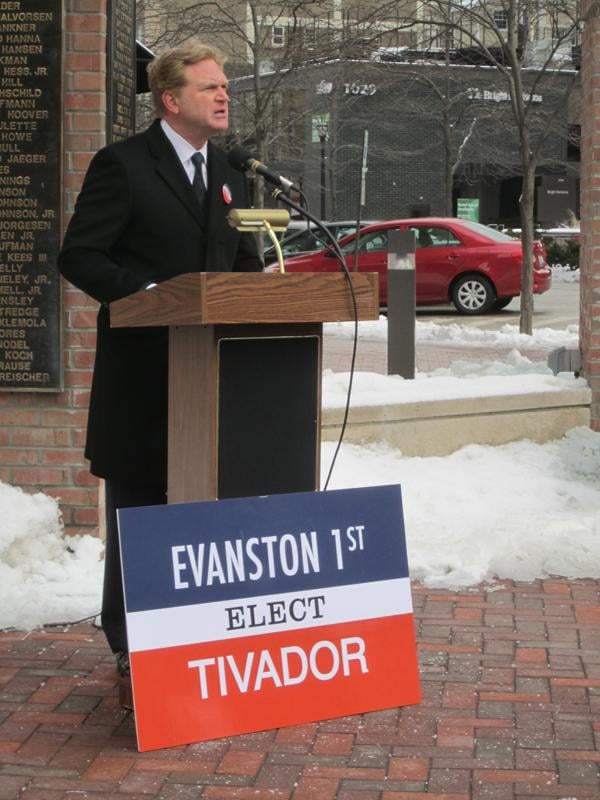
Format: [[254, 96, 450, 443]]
[[252, 124, 266, 259], [518, 155, 536, 335], [444, 154, 453, 217], [443, 26, 453, 217], [253, 125, 266, 210]]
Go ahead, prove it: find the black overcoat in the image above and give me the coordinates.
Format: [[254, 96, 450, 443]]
[[58, 120, 262, 487]]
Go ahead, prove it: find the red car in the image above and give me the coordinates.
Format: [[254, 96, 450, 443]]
[[277, 217, 552, 314]]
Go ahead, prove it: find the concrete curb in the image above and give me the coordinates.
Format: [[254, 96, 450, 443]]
[[322, 386, 591, 455]]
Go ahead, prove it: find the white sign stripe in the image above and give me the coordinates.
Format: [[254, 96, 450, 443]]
[[126, 577, 413, 653]]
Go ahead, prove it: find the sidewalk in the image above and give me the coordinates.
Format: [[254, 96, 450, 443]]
[[1, 578, 599, 799], [1, 336, 597, 799], [322, 333, 550, 375]]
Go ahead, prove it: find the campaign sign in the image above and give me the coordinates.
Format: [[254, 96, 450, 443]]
[[118, 484, 420, 751]]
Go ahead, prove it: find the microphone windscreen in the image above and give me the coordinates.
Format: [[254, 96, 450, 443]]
[[227, 145, 253, 172]]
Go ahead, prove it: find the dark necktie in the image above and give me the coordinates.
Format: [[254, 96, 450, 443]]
[[191, 151, 206, 208]]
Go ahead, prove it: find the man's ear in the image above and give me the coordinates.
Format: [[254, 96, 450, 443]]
[[162, 90, 179, 114]]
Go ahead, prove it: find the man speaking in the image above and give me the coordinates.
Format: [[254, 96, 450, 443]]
[[58, 40, 262, 701]]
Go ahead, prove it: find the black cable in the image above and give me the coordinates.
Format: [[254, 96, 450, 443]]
[[295, 186, 310, 211], [0, 612, 101, 635], [42, 613, 101, 629], [271, 189, 359, 491]]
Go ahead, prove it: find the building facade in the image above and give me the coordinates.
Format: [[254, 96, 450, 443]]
[[231, 58, 580, 227]]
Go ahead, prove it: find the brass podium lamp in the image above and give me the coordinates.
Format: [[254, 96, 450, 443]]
[[227, 208, 290, 272]]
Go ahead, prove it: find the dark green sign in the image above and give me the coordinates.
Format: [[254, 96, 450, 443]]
[[457, 198, 480, 222]]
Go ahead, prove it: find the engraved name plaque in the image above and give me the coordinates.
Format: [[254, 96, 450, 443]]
[[0, 0, 61, 391], [108, 0, 135, 142]]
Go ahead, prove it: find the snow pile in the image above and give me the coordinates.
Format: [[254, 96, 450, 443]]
[[1, 424, 598, 629], [325, 318, 580, 352], [0, 317, 595, 629], [323, 426, 600, 588], [416, 321, 579, 351], [323, 370, 586, 409], [0, 482, 102, 630], [551, 265, 580, 283]]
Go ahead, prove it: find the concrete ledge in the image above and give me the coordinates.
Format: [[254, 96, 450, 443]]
[[322, 387, 591, 456]]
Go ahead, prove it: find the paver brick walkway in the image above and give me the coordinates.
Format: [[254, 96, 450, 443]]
[[1, 577, 599, 799], [1, 334, 594, 797]]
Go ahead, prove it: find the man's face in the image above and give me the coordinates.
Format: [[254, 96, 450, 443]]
[[163, 58, 229, 146]]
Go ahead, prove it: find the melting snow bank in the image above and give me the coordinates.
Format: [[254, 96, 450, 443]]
[[323, 426, 600, 589], [2, 422, 599, 630], [323, 370, 588, 409], [324, 317, 580, 352], [0, 482, 102, 630]]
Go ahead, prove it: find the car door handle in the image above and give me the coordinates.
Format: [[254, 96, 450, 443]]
[[447, 253, 460, 260]]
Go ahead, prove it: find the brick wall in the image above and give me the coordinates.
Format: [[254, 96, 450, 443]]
[[0, 0, 107, 536], [580, 1, 600, 428]]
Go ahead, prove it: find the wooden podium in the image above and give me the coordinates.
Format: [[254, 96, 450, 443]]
[[110, 272, 378, 504]]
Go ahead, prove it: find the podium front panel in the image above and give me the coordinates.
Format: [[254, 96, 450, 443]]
[[217, 333, 320, 498]]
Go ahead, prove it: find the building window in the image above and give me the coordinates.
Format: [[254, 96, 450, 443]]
[[303, 24, 317, 49], [552, 24, 569, 40], [493, 10, 507, 29], [568, 124, 581, 161], [272, 25, 285, 47]]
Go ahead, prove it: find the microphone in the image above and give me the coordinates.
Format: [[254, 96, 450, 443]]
[[228, 145, 299, 193]]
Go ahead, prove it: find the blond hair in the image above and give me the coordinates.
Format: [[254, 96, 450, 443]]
[[147, 40, 226, 116]]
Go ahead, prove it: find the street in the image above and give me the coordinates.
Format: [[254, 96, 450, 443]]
[[324, 278, 580, 374], [416, 275, 579, 331]]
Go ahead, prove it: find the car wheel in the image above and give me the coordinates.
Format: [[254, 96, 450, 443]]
[[490, 297, 513, 312], [452, 274, 495, 315]]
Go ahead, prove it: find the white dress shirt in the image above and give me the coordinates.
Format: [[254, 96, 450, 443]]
[[160, 119, 207, 188]]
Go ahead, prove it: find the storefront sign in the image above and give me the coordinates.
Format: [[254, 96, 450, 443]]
[[343, 82, 377, 96], [467, 87, 542, 103]]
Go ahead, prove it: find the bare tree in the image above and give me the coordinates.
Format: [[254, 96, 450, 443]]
[[136, 0, 357, 205], [452, 0, 582, 332], [136, 0, 585, 333], [294, 0, 582, 331], [367, 0, 584, 333], [365, 61, 502, 216]]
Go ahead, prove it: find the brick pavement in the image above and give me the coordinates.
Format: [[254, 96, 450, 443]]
[[1, 334, 593, 798], [1, 577, 599, 799]]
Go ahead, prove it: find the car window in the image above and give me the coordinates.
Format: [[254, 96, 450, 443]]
[[342, 230, 388, 254], [410, 226, 462, 248], [266, 223, 365, 256], [280, 229, 329, 255], [456, 219, 515, 241], [333, 225, 358, 239]]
